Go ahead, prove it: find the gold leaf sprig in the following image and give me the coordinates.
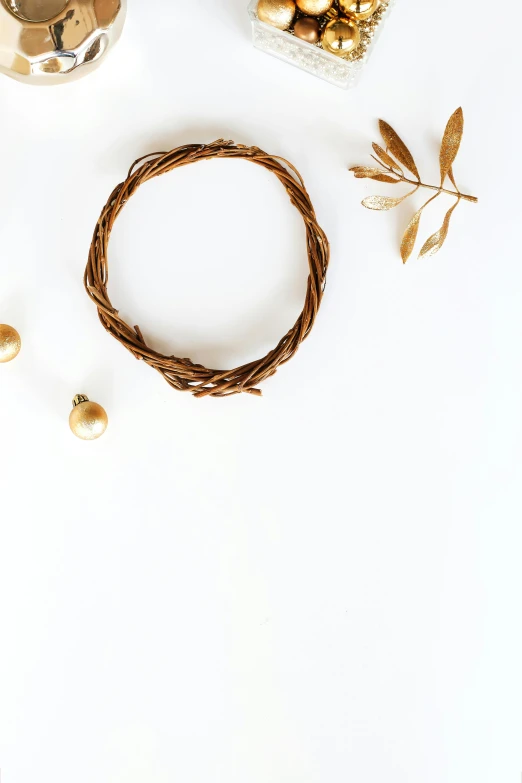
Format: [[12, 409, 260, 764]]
[[349, 108, 478, 263]]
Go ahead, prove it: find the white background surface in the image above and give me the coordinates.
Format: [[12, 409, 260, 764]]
[[1, 1, 521, 782]]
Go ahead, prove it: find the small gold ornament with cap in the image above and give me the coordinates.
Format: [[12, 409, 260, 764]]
[[0, 324, 21, 363], [69, 394, 108, 441]]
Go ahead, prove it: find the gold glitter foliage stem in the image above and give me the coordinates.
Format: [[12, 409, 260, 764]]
[[349, 108, 478, 263]]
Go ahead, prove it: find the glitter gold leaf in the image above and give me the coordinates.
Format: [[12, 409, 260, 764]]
[[350, 166, 399, 183], [372, 143, 404, 175], [367, 173, 401, 184], [400, 193, 440, 264], [350, 166, 382, 176], [418, 200, 459, 259], [439, 107, 464, 187], [362, 192, 412, 211], [401, 209, 422, 264], [378, 120, 420, 180]]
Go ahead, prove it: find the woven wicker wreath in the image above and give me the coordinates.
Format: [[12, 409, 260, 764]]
[[85, 140, 330, 398]]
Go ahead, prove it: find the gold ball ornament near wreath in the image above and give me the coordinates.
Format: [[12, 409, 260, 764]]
[[69, 395, 108, 440], [0, 324, 21, 363], [85, 140, 330, 399]]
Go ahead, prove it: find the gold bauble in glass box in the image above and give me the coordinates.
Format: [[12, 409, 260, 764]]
[[257, 0, 296, 30], [321, 17, 360, 56], [294, 16, 320, 42], [338, 0, 379, 21], [296, 0, 333, 16], [0, 0, 126, 84]]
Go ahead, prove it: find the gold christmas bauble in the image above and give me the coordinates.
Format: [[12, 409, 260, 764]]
[[257, 0, 296, 30], [338, 0, 379, 20], [294, 16, 321, 42], [296, 0, 333, 15], [321, 17, 360, 55], [69, 395, 108, 441], [0, 324, 21, 363]]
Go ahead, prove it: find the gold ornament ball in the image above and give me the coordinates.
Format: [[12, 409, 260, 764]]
[[0, 324, 21, 363], [338, 0, 379, 20], [294, 16, 321, 42], [69, 395, 108, 441], [321, 17, 360, 56], [257, 0, 296, 30], [296, 0, 333, 15]]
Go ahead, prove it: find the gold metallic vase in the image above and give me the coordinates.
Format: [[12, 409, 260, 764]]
[[0, 0, 126, 84]]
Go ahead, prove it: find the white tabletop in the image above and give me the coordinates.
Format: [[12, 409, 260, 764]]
[[1, 2, 521, 782]]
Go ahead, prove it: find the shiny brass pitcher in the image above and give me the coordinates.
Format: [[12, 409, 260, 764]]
[[0, 0, 125, 83]]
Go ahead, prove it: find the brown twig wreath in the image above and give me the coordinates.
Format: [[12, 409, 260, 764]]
[[85, 140, 330, 398]]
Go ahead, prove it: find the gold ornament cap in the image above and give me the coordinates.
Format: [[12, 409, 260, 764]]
[[338, 0, 379, 20], [296, 0, 333, 16], [70, 395, 108, 441], [0, 324, 21, 363], [321, 17, 360, 56], [257, 0, 296, 30]]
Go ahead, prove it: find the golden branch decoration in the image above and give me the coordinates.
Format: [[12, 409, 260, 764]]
[[349, 108, 478, 263]]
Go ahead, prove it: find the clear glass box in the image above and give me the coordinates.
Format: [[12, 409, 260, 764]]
[[248, 0, 394, 90]]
